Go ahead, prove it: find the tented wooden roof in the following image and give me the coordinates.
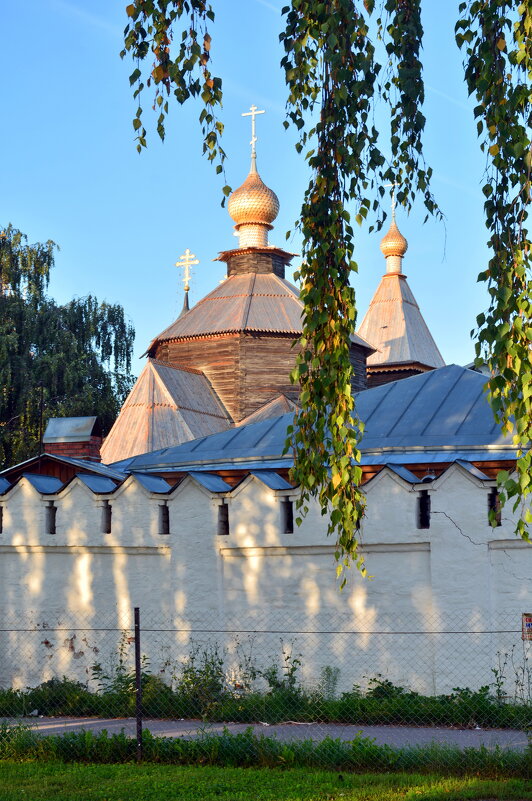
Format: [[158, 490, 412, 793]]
[[100, 359, 232, 464], [147, 272, 374, 352], [357, 273, 444, 369]]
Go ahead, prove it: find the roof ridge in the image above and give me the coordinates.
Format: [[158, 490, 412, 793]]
[[240, 272, 257, 329]]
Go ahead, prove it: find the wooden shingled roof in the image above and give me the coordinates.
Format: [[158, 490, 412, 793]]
[[357, 273, 445, 369], [147, 272, 374, 352], [100, 359, 232, 464]]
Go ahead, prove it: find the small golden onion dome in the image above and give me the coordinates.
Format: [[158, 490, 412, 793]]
[[228, 159, 280, 227], [380, 218, 408, 258]]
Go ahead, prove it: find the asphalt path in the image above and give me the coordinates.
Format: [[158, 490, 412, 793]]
[[3, 717, 529, 751]]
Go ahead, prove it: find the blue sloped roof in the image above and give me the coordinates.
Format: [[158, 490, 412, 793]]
[[112, 366, 517, 472], [0, 477, 12, 495], [385, 464, 422, 484], [76, 474, 118, 494], [454, 459, 490, 480], [187, 472, 232, 493], [250, 470, 293, 490], [45, 455, 127, 480], [23, 474, 64, 494], [133, 474, 172, 494]]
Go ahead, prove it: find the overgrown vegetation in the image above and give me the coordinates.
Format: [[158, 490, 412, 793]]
[[0, 725, 530, 778], [1, 642, 530, 730]]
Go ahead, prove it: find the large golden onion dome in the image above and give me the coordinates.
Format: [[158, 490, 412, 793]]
[[228, 157, 280, 227], [380, 217, 408, 258]]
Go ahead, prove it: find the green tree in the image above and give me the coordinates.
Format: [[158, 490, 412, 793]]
[[0, 224, 135, 467], [122, 0, 531, 573]]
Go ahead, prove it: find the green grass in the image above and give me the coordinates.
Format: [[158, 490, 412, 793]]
[[0, 762, 530, 801]]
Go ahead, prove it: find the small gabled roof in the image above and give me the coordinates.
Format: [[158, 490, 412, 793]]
[[0, 453, 126, 483], [132, 474, 173, 494], [385, 464, 423, 484], [187, 471, 232, 493], [23, 474, 63, 494], [76, 474, 118, 494], [454, 459, 490, 481], [237, 394, 299, 427], [250, 470, 293, 490], [100, 359, 232, 465]]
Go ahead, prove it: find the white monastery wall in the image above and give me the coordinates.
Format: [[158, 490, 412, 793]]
[[0, 469, 530, 693]]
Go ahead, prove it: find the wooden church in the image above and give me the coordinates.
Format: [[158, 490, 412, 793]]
[[98, 138, 443, 465]]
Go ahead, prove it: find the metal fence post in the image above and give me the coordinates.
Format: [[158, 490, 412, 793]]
[[134, 606, 142, 762]]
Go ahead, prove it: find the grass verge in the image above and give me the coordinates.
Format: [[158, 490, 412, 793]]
[[0, 724, 530, 778], [0, 762, 531, 801]]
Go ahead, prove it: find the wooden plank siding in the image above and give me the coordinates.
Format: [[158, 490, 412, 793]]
[[156, 335, 241, 421], [156, 333, 368, 422]]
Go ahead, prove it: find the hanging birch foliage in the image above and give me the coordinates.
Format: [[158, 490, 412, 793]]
[[122, 0, 531, 570]]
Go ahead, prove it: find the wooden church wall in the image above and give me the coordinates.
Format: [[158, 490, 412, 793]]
[[157, 335, 241, 420], [157, 334, 368, 422], [238, 334, 301, 420]]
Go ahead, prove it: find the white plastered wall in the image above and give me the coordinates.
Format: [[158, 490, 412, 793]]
[[0, 467, 530, 694]]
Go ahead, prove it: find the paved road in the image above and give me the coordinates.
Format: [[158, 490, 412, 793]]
[[4, 717, 529, 751]]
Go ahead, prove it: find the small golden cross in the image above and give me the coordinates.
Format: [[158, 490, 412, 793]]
[[384, 182, 400, 219], [175, 248, 199, 291], [242, 105, 265, 157]]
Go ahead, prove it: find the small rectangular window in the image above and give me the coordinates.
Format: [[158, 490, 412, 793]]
[[45, 502, 56, 535], [417, 490, 431, 530], [101, 500, 112, 534], [281, 499, 294, 534], [0, 505, 3, 534], [488, 488, 502, 527], [217, 502, 229, 536], [159, 503, 170, 535]]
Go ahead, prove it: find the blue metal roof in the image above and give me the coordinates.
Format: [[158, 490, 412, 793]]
[[43, 454, 126, 480], [357, 365, 510, 452], [454, 459, 490, 480], [385, 464, 422, 484], [76, 474, 118, 494], [133, 474, 172, 494], [0, 477, 11, 495], [119, 414, 291, 471], [23, 474, 64, 494], [115, 366, 518, 473], [187, 472, 232, 493], [250, 470, 293, 490]]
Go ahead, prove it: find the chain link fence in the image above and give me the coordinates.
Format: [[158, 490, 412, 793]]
[[0, 608, 530, 765]]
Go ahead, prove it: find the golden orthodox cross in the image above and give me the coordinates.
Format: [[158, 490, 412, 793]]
[[242, 104, 265, 157], [384, 182, 400, 219], [175, 248, 199, 292]]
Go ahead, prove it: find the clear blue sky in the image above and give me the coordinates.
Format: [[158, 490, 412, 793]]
[[1, 1, 490, 375]]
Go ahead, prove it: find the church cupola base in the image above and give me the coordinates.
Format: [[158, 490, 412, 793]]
[[366, 364, 435, 389], [216, 246, 294, 280]]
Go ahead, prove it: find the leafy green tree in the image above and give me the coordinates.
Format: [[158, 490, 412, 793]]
[[122, 0, 531, 572], [0, 224, 135, 467]]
